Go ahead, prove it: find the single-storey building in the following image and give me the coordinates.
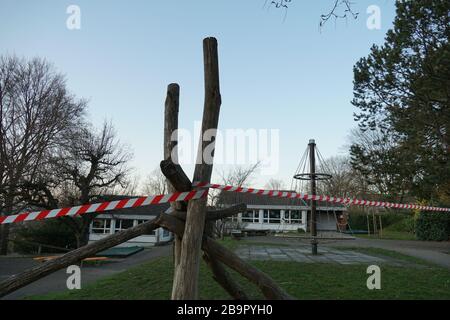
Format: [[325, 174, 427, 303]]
[[88, 201, 172, 247], [217, 191, 348, 233]]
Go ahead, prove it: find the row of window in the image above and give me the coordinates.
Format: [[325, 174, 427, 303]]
[[91, 219, 156, 236], [238, 210, 303, 224]]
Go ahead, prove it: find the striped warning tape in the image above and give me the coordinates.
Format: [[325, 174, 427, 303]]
[[1, 182, 449, 225], [0, 189, 207, 225], [193, 182, 450, 212]]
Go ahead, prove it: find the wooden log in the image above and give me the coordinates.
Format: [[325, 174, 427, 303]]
[[163, 83, 184, 273], [160, 159, 192, 210], [157, 214, 294, 300], [203, 237, 293, 300], [161, 158, 249, 300], [0, 218, 160, 298], [171, 37, 222, 300], [202, 251, 249, 300]]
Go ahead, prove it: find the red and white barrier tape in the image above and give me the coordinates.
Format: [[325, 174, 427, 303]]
[[1, 182, 449, 225], [193, 182, 450, 212], [0, 189, 207, 225]]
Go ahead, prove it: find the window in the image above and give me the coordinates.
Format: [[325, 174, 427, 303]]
[[242, 210, 254, 222], [163, 229, 170, 237], [269, 210, 281, 224], [91, 219, 111, 234], [263, 210, 269, 223], [137, 219, 156, 236], [242, 210, 260, 223], [290, 210, 301, 224], [114, 219, 134, 232]]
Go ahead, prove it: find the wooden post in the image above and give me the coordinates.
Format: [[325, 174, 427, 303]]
[[171, 37, 222, 299], [163, 83, 183, 273], [367, 213, 371, 236]]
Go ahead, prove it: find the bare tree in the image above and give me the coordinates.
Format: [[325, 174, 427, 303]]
[[265, 178, 286, 191], [142, 168, 168, 195], [218, 162, 261, 187], [348, 127, 413, 200], [317, 155, 365, 198], [0, 56, 86, 255], [268, 0, 358, 26], [54, 121, 132, 247], [319, 0, 359, 27]]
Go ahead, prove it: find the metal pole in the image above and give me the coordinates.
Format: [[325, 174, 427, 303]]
[[309, 139, 318, 255]]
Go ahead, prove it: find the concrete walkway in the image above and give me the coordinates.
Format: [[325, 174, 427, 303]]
[[236, 245, 396, 265], [0, 245, 172, 300], [239, 236, 450, 269], [330, 238, 450, 269]]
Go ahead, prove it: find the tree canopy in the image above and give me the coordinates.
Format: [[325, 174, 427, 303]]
[[351, 0, 450, 204]]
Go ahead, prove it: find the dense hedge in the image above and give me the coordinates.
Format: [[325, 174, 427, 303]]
[[347, 209, 412, 231], [416, 212, 450, 241], [14, 219, 77, 254]]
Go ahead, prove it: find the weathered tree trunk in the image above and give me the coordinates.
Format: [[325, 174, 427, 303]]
[[0, 224, 10, 255], [0, 217, 160, 298], [202, 251, 249, 300], [163, 83, 185, 287], [161, 158, 250, 300], [157, 214, 294, 300], [171, 37, 222, 300], [0, 198, 14, 255]]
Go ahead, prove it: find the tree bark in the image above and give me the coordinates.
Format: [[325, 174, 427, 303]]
[[0, 199, 14, 255], [0, 217, 160, 298], [157, 214, 294, 300], [171, 37, 222, 300], [202, 251, 249, 300], [0, 224, 10, 255], [160, 158, 250, 300], [162, 83, 184, 285]]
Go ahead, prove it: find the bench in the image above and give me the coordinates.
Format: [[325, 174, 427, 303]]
[[34, 256, 109, 266]]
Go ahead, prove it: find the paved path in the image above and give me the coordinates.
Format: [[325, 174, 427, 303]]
[[330, 238, 450, 269], [235, 245, 406, 266], [240, 236, 450, 269], [0, 245, 172, 300]]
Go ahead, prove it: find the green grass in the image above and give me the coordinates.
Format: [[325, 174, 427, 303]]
[[334, 247, 434, 267], [28, 250, 450, 300], [356, 230, 416, 241]]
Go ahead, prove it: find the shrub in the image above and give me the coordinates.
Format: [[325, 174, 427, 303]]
[[14, 219, 77, 254], [385, 216, 415, 233], [416, 212, 450, 241]]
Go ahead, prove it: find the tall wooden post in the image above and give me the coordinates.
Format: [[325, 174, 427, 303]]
[[163, 83, 183, 276], [171, 37, 222, 299], [309, 139, 318, 255]]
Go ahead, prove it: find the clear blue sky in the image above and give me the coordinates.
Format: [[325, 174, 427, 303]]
[[0, 0, 396, 189]]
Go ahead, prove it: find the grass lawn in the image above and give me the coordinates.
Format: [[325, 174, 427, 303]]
[[28, 244, 450, 300]]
